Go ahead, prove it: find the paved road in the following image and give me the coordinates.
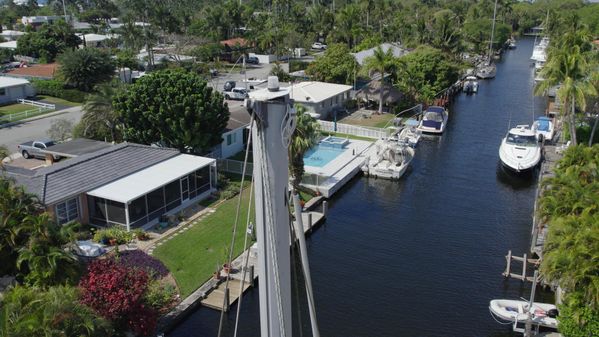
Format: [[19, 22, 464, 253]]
[[0, 106, 83, 153]]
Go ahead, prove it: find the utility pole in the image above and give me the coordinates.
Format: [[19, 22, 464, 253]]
[[246, 76, 295, 337]]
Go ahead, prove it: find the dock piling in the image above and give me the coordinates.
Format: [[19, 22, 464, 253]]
[[249, 265, 255, 287], [522, 253, 527, 282], [504, 250, 512, 277], [223, 287, 230, 312], [322, 201, 328, 217]]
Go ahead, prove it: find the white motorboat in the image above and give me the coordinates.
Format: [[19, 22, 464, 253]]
[[417, 106, 449, 134], [499, 125, 542, 172], [531, 37, 549, 69], [397, 119, 422, 147], [362, 139, 415, 180], [489, 299, 558, 329], [508, 38, 516, 49], [463, 76, 479, 94], [532, 116, 554, 142]]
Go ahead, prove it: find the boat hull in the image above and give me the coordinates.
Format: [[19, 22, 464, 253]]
[[489, 299, 558, 329]]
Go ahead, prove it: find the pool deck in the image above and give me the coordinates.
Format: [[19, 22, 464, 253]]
[[302, 139, 375, 197]]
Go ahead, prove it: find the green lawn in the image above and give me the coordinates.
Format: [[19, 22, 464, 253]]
[[321, 131, 376, 141], [0, 103, 36, 116], [153, 186, 255, 297], [36, 95, 81, 107], [340, 113, 395, 128]]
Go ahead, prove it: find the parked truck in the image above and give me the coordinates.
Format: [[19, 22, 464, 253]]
[[17, 139, 59, 160]]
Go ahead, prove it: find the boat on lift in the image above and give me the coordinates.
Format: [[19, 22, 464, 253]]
[[489, 299, 558, 329], [362, 139, 415, 180], [532, 116, 554, 143], [417, 106, 449, 134], [498, 125, 542, 173], [463, 76, 479, 94]]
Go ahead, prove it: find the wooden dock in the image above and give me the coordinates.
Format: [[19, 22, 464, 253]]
[[199, 210, 326, 312]]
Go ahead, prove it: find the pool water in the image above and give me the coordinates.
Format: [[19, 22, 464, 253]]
[[303, 145, 345, 168]]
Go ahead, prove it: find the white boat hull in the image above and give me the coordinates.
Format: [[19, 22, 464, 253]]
[[499, 138, 542, 173], [489, 299, 558, 329], [362, 142, 415, 180]]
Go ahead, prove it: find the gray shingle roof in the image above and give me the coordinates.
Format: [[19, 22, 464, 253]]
[[5, 143, 179, 205]]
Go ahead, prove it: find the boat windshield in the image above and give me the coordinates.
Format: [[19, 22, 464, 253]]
[[423, 111, 443, 122], [506, 133, 537, 146]]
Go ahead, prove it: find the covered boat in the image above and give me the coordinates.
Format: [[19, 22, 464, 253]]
[[397, 119, 422, 147], [489, 299, 558, 329], [362, 139, 415, 180], [463, 76, 479, 94], [532, 116, 554, 142], [499, 125, 542, 172], [417, 106, 449, 134]]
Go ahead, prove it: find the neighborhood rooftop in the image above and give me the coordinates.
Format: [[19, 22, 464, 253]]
[[4, 143, 180, 205], [287, 81, 352, 104], [351, 43, 410, 65], [0, 76, 31, 88]]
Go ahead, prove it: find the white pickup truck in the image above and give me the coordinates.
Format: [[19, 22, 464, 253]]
[[17, 139, 59, 160]]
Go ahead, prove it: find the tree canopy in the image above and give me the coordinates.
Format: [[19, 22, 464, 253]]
[[305, 43, 358, 85], [58, 48, 115, 92], [15, 21, 80, 63], [114, 69, 230, 153]]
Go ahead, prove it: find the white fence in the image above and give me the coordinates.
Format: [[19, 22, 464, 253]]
[[318, 120, 388, 139], [217, 159, 253, 176], [17, 99, 55, 109], [1, 100, 56, 124]]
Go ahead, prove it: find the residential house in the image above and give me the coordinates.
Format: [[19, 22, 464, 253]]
[[0, 76, 35, 105], [220, 103, 251, 158], [21, 16, 70, 28], [4, 142, 217, 231], [0, 30, 25, 41], [4, 63, 59, 80], [351, 43, 409, 66], [288, 81, 353, 119]]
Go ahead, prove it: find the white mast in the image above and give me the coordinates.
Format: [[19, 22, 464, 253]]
[[488, 0, 498, 62], [246, 77, 296, 337]]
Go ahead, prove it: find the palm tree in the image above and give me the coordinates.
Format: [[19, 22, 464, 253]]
[[81, 83, 122, 142], [288, 105, 320, 191], [362, 46, 396, 114], [535, 29, 596, 146], [0, 145, 8, 169]]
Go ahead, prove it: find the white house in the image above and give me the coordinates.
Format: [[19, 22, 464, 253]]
[[0, 77, 35, 105], [288, 81, 353, 119], [0, 41, 17, 50], [351, 43, 410, 66], [219, 104, 251, 158], [0, 30, 25, 41]]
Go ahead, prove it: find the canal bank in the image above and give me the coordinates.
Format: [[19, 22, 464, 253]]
[[168, 37, 551, 337]]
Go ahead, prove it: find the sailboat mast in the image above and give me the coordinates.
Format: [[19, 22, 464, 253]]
[[488, 0, 498, 60], [247, 77, 295, 337]]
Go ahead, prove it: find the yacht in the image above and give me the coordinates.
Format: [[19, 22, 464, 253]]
[[463, 76, 479, 94], [498, 125, 542, 172], [417, 106, 449, 134], [477, 0, 498, 79], [362, 139, 415, 180], [531, 37, 549, 69], [532, 116, 554, 143], [489, 299, 558, 329]]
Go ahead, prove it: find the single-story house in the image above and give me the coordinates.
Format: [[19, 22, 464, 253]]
[[0, 41, 17, 50], [4, 63, 59, 80], [288, 81, 353, 119], [0, 76, 35, 105], [21, 16, 70, 28], [78, 33, 119, 48], [4, 142, 217, 231], [351, 43, 410, 66], [221, 103, 251, 158], [0, 30, 25, 41]]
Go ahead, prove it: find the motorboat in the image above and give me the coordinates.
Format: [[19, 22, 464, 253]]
[[417, 106, 449, 134], [476, 62, 496, 79], [397, 119, 422, 147], [531, 37, 549, 69], [362, 139, 415, 180], [489, 299, 558, 329], [499, 125, 542, 172], [532, 116, 554, 142], [463, 76, 479, 94], [508, 38, 516, 49]]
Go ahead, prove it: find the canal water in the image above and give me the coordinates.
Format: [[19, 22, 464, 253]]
[[169, 37, 549, 337]]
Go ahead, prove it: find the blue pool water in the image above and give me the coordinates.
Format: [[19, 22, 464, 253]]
[[303, 145, 345, 168]]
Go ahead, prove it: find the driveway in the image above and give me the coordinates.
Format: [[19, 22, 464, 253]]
[[0, 106, 83, 153]]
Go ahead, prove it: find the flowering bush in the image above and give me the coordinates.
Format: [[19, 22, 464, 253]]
[[119, 250, 169, 279]]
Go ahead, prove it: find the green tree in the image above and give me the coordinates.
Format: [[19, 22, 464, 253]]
[[77, 83, 122, 142], [288, 106, 320, 191], [361, 46, 396, 114], [15, 21, 80, 62], [58, 48, 115, 92], [0, 285, 112, 336], [114, 69, 229, 153], [305, 43, 359, 85]]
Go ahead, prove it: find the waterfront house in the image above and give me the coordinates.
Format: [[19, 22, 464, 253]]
[[4, 142, 217, 231], [351, 43, 410, 66], [288, 81, 353, 119], [0, 77, 35, 105]]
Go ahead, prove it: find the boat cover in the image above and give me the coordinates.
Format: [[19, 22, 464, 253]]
[[427, 106, 445, 114], [537, 117, 551, 131]]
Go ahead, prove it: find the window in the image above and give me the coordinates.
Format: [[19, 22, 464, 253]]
[[55, 197, 79, 225], [164, 180, 181, 211], [105, 200, 126, 225], [0, 88, 5, 96], [89, 196, 107, 225], [226, 133, 236, 146]]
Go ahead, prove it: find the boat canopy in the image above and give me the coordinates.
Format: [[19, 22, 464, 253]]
[[427, 106, 445, 114], [536, 117, 551, 131]]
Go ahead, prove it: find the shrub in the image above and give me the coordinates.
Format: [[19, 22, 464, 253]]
[[220, 181, 241, 200], [32, 79, 87, 103], [118, 250, 169, 279], [144, 280, 176, 312], [92, 227, 135, 244]]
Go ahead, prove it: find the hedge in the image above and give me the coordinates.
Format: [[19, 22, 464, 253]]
[[32, 79, 87, 103]]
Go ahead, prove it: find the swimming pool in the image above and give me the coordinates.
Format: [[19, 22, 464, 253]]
[[303, 144, 345, 168]]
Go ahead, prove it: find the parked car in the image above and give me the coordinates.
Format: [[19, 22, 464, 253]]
[[224, 88, 249, 101], [18, 139, 60, 160], [245, 56, 259, 64], [311, 42, 327, 50], [223, 80, 236, 92]]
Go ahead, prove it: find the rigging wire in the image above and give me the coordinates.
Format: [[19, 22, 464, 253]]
[[289, 208, 305, 337], [217, 114, 255, 337]]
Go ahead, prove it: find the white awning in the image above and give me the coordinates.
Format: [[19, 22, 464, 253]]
[[87, 154, 215, 204]]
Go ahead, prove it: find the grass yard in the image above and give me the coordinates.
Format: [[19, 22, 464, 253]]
[[0, 103, 36, 116], [340, 113, 395, 128], [321, 131, 375, 142], [153, 186, 255, 297], [36, 95, 81, 107]]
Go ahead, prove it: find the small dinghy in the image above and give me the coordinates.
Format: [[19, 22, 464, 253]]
[[489, 299, 558, 329]]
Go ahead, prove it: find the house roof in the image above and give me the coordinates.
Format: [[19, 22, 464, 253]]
[[87, 154, 215, 203], [220, 37, 249, 47], [351, 43, 409, 65], [356, 80, 403, 104], [226, 103, 251, 131], [0, 76, 31, 89], [4, 143, 180, 205], [42, 138, 113, 158], [0, 41, 17, 50], [288, 81, 352, 104], [78, 33, 119, 43], [0, 30, 25, 40], [5, 63, 59, 79]]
